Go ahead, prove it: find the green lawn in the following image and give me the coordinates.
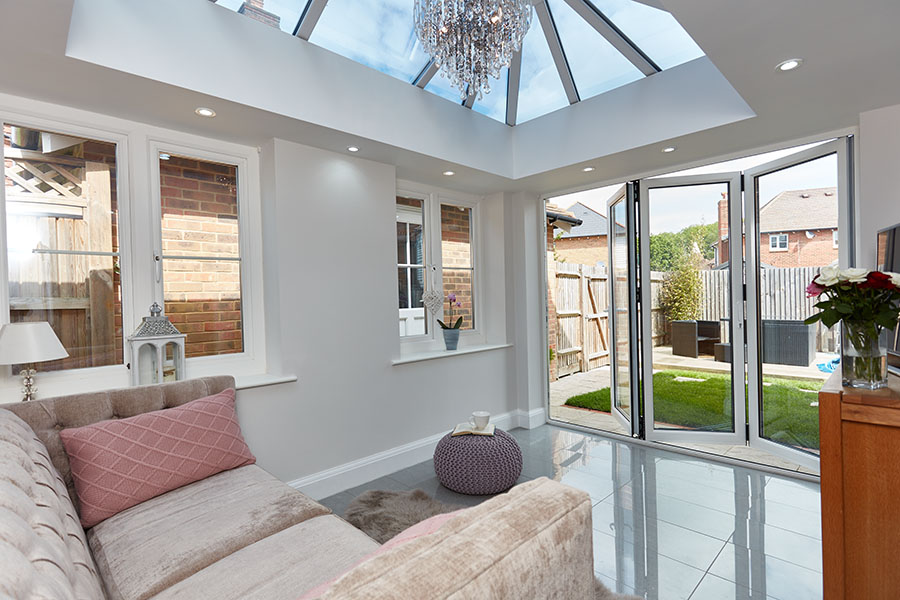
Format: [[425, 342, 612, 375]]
[[564, 369, 822, 449]]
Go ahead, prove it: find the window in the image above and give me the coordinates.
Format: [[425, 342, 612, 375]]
[[395, 187, 479, 345], [397, 197, 426, 337], [769, 234, 788, 251], [441, 204, 475, 330], [158, 153, 243, 358], [833, 229, 839, 248], [3, 123, 122, 372]]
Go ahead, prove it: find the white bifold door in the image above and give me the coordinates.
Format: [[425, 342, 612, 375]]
[[638, 173, 747, 445]]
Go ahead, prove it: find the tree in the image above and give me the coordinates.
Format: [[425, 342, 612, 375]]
[[658, 261, 702, 321], [648, 222, 718, 271]]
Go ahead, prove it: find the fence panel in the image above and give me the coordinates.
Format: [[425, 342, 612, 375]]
[[553, 262, 609, 378]]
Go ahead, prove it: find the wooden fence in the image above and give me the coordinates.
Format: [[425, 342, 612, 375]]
[[553, 263, 609, 377], [4, 148, 116, 370], [553, 262, 836, 380]]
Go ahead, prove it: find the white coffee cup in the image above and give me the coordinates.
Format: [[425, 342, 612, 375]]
[[469, 411, 490, 430]]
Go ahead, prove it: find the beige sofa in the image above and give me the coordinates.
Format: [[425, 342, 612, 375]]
[[0, 377, 596, 600]]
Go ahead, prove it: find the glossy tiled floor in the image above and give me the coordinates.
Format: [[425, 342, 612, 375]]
[[320, 424, 823, 600]]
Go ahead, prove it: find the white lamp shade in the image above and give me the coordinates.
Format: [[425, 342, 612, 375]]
[[0, 322, 69, 365]]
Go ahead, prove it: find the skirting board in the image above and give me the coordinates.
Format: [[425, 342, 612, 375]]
[[288, 407, 547, 500]]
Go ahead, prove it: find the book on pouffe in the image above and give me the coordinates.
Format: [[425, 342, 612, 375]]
[[451, 423, 495, 437]]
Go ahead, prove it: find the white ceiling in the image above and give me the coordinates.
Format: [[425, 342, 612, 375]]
[[1, 0, 899, 196]]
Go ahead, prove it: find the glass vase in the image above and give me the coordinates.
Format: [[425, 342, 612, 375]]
[[841, 321, 888, 389]]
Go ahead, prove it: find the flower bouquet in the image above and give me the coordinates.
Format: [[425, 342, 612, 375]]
[[437, 293, 464, 350], [806, 266, 900, 389]]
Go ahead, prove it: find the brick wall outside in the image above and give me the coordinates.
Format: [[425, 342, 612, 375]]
[[440, 204, 474, 330], [554, 235, 608, 267], [760, 229, 838, 268], [547, 225, 558, 382], [159, 156, 242, 358]]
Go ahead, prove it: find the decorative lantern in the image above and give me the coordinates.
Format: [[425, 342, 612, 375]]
[[127, 303, 186, 386]]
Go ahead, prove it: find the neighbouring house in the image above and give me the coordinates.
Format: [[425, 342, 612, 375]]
[[715, 187, 839, 268], [552, 202, 609, 267]]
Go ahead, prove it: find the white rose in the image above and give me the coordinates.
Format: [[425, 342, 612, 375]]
[[839, 268, 869, 283], [815, 265, 840, 286], [887, 272, 900, 288]]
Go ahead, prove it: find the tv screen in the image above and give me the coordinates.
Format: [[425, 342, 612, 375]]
[[877, 225, 900, 272], [877, 224, 900, 369]]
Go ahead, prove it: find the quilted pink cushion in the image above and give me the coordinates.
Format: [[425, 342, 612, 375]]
[[59, 388, 255, 528], [299, 509, 463, 599]]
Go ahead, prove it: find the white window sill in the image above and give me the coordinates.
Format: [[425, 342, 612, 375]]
[[392, 343, 512, 366], [234, 373, 298, 390]]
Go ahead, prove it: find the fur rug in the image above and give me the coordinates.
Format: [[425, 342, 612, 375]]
[[344, 489, 640, 600]]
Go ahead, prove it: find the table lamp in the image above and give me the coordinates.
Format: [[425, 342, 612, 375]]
[[0, 322, 69, 401]]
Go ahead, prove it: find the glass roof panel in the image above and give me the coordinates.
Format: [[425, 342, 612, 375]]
[[516, 17, 570, 124], [308, 0, 431, 82], [425, 74, 466, 105], [472, 68, 509, 123], [215, 0, 304, 35], [547, 0, 643, 100], [589, 0, 704, 70]]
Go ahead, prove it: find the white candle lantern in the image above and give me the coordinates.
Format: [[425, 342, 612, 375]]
[[127, 303, 186, 386]]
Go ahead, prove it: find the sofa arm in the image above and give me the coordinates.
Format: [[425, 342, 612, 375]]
[[317, 477, 594, 599]]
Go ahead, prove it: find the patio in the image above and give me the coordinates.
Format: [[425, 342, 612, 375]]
[[548, 347, 830, 474]]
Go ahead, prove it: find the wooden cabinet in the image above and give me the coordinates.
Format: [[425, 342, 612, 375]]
[[819, 369, 900, 600]]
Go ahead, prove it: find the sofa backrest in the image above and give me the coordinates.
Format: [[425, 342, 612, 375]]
[[0, 407, 107, 599], [1, 376, 234, 513]]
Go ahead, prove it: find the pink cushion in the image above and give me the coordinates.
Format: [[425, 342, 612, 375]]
[[59, 388, 255, 528], [299, 510, 463, 599]]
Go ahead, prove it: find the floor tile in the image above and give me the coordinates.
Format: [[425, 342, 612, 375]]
[[324, 423, 822, 600], [689, 573, 763, 600], [708, 542, 823, 600]]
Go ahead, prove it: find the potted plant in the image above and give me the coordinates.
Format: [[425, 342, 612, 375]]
[[438, 293, 464, 350], [806, 266, 900, 389]]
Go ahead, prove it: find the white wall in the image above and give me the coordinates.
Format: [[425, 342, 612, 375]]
[[859, 103, 900, 267], [237, 139, 516, 488]]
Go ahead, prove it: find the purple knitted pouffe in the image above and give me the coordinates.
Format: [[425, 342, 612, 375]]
[[433, 429, 523, 495]]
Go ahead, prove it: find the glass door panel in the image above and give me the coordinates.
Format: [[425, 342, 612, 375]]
[[608, 185, 638, 433], [639, 174, 745, 444], [745, 140, 847, 469]]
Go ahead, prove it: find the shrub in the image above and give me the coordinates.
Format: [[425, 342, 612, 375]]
[[659, 262, 702, 321]]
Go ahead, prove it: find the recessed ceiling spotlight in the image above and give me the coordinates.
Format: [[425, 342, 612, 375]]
[[347, 146, 359, 152], [662, 146, 677, 153], [775, 58, 803, 72], [582, 166, 595, 172], [443, 170, 456, 176], [194, 107, 216, 118]]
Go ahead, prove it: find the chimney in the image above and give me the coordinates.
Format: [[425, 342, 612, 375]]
[[238, 0, 281, 28], [717, 192, 729, 264]]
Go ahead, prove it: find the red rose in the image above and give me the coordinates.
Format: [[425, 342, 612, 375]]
[[861, 271, 896, 290]]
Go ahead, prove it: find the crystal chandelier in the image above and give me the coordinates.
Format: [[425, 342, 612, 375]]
[[414, 0, 533, 101]]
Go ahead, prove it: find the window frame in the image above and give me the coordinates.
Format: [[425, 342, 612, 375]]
[[0, 110, 136, 392], [396, 180, 484, 354], [148, 139, 266, 378], [768, 233, 788, 251], [0, 101, 268, 397]]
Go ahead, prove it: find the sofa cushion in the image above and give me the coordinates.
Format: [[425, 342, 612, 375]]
[[300, 509, 464, 600], [0, 408, 105, 600], [151, 515, 379, 600], [2, 376, 235, 512], [311, 477, 595, 599], [87, 464, 329, 600], [60, 388, 255, 528]]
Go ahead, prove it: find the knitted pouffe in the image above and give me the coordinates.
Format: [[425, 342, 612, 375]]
[[433, 429, 523, 495]]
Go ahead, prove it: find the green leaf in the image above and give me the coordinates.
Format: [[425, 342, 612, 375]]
[[821, 309, 841, 328], [436, 319, 448, 329], [453, 317, 463, 329], [835, 303, 853, 314], [804, 314, 822, 325]]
